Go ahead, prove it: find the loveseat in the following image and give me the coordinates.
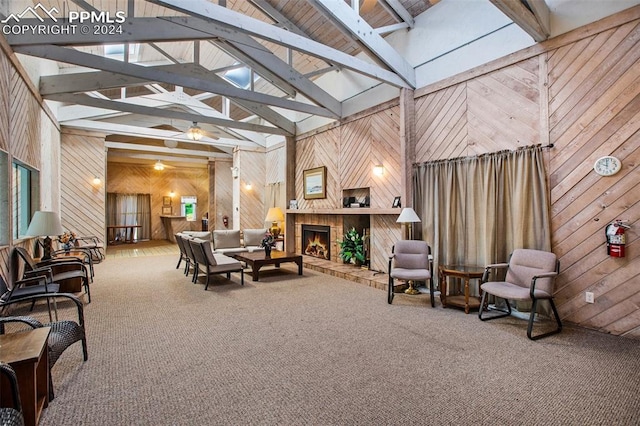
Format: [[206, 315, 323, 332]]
[[212, 229, 267, 254]]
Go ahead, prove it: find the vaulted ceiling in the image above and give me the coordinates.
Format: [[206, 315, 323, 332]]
[[1, 0, 550, 167]]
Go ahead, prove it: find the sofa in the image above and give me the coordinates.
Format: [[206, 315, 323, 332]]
[[211, 229, 268, 254]]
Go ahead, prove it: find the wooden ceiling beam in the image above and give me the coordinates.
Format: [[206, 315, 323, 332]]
[[308, 0, 416, 88], [489, 0, 549, 42], [146, 0, 410, 88]]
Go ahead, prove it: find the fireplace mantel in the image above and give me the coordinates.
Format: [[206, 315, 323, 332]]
[[287, 208, 399, 215]]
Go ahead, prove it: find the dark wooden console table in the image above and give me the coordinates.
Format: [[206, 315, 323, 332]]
[[231, 251, 303, 281]]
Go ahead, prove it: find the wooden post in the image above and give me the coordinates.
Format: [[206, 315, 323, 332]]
[[399, 88, 416, 208], [285, 136, 296, 253]]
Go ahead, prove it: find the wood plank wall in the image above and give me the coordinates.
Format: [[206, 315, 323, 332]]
[[410, 9, 639, 338], [295, 110, 405, 271], [60, 129, 106, 243], [0, 40, 60, 285], [236, 149, 266, 229], [210, 159, 233, 230], [107, 163, 209, 240]]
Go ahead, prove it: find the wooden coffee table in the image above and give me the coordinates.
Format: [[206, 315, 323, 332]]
[[232, 251, 303, 281]]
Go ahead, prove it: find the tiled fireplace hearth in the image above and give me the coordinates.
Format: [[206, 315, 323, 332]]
[[301, 224, 331, 260]]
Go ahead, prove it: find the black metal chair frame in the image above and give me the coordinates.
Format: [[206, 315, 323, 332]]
[[14, 247, 91, 303], [478, 258, 562, 340]]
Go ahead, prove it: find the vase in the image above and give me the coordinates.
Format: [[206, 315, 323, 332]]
[[264, 246, 272, 257], [63, 243, 72, 253]]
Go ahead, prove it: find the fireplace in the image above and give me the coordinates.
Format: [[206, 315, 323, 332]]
[[302, 225, 330, 260]]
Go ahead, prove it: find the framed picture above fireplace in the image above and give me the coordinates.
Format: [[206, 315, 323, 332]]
[[303, 166, 327, 200]]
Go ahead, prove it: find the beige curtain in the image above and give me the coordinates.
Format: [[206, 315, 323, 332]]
[[106, 193, 151, 240], [414, 146, 551, 281]]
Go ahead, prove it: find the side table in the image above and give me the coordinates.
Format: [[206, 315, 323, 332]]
[[439, 265, 485, 314], [0, 327, 50, 426]]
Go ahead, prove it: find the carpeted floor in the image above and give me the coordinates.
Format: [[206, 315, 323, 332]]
[[13, 254, 640, 425]]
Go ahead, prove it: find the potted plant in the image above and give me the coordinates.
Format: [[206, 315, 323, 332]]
[[338, 228, 366, 265]]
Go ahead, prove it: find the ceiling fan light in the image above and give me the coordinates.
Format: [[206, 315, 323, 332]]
[[154, 160, 165, 171], [187, 122, 203, 141]]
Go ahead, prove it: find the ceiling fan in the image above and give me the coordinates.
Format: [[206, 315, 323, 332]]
[[153, 160, 176, 171]]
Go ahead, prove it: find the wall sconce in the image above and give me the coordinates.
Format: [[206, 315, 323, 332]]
[[373, 164, 385, 176], [169, 190, 175, 197], [245, 183, 252, 191], [186, 122, 203, 141], [92, 177, 101, 185]]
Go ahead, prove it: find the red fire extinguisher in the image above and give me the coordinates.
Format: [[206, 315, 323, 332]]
[[605, 220, 631, 258]]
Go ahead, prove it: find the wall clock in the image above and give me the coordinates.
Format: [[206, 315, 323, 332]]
[[593, 156, 621, 176]]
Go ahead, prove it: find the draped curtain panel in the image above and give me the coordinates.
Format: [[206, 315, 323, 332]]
[[106, 193, 152, 241], [413, 146, 551, 281]]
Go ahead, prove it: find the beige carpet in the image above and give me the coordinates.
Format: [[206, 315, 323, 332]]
[[12, 254, 639, 425]]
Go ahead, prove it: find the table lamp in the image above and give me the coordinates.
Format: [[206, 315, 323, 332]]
[[25, 211, 64, 260], [265, 207, 285, 238], [396, 207, 421, 240]]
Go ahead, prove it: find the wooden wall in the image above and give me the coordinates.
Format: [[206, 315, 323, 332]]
[[60, 129, 106, 243], [410, 7, 640, 338], [235, 148, 266, 229], [107, 163, 209, 240], [209, 159, 233, 230], [0, 35, 60, 285]]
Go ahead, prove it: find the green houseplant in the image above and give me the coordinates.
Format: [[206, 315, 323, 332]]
[[338, 228, 366, 265]]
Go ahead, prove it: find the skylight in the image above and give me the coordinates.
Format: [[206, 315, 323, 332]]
[[222, 64, 260, 89]]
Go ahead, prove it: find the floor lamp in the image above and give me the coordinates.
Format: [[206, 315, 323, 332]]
[[396, 207, 421, 240], [25, 211, 64, 260]]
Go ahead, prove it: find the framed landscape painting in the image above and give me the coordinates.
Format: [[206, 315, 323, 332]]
[[303, 166, 327, 200]]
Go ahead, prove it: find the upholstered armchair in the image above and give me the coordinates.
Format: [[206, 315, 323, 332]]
[[479, 249, 562, 340], [388, 240, 435, 307], [189, 239, 244, 290]]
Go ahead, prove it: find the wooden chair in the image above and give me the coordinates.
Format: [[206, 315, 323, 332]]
[[478, 249, 562, 340]]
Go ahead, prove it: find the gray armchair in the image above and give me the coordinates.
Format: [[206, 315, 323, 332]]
[[478, 248, 562, 340], [388, 240, 435, 307], [189, 239, 244, 290]]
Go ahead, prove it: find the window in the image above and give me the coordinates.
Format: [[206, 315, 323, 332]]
[[12, 161, 39, 240]]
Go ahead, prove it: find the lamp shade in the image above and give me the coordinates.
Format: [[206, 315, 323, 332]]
[[396, 207, 421, 223], [265, 207, 285, 223], [25, 211, 64, 237]]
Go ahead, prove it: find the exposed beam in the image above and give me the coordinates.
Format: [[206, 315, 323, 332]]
[[526, 0, 551, 37], [16, 45, 314, 130], [105, 141, 229, 159], [45, 92, 290, 137], [307, 0, 415, 88], [489, 0, 549, 42], [145, 1, 411, 88], [379, 0, 415, 28]]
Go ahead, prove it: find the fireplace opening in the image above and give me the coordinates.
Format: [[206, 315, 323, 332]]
[[302, 225, 330, 260]]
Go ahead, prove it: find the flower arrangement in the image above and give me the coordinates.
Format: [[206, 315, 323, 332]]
[[338, 228, 366, 265], [261, 231, 276, 248], [58, 230, 77, 251]]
